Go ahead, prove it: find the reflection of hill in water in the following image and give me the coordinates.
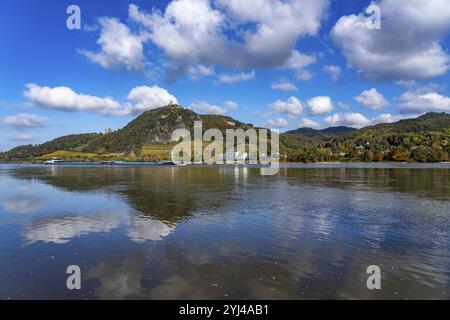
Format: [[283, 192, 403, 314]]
[[7, 165, 450, 225], [276, 167, 450, 200], [2, 165, 450, 299], [7, 166, 245, 223]]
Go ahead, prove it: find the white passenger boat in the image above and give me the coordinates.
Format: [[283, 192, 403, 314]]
[[44, 157, 64, 165]]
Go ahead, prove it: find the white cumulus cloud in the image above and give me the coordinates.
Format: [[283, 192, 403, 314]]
[[189, 99, 238, 115], [323, 112, 371, 128], [323, 65, 341, 82], [307, 96, 333, 115], [265, 118, 288, 128], [4, 113, 48, 128], [399, 90, 450, 113], [126, 0, 328, 76], [23, 84, 178, 116], [24, 83, 123, 115], [299, 118, 321, 129], [295, 69, 315, 81], [189, 101, 226, 115], [79, 17, 146, 72], [283, 50, 317, 70], [217, 70, 255, 84], [323, 111, 416, 128], [269, 97, 303, 116], [127, 85, 179, 114], [354, 88, 389, 110], [188, 65, 215, 80], [371, 113, 412, 124], [271, 80, 298, 91], [224, 101, 238, 110], [14, 134, 34, 141], [331, 0, 450, 80]]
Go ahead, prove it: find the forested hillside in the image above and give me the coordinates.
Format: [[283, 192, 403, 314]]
[[1, 106, 449, 163]]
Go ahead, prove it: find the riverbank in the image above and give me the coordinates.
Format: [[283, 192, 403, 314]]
[[1, 161, 450, 169]]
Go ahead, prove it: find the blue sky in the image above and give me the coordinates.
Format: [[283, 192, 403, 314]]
[[1, 0, 449, 151]]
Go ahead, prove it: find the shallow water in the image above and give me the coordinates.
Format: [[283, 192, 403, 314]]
[[0, 164, 449, 299]]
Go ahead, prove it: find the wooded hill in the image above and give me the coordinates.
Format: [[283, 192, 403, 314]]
[[282, 112, 450, 162], [1, 105, 449, 163]]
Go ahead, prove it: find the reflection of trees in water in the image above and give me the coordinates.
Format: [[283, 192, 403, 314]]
[[8, 166, 450, 225], [86, 253, 147, 300], [7, 166, 243, 223], [4, 165, 450, 299], [8, 166, 122, 192], [279, 167, 450, 200], [5, 166, 256, 246]]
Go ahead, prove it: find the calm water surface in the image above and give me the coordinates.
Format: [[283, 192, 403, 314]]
[[0, 164, 449, 299]]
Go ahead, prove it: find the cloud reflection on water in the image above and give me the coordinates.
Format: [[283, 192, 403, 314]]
[[2, 196, 44, 214], [21, 212, 176, 244]]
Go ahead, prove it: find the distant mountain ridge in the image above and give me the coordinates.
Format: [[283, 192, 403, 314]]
[[355, 112, 450, 133], [282, 112, 450, 162], [284, 126, 356, 142]]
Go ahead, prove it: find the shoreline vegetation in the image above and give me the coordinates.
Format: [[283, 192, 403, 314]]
[[1, 105, 449, 164], [1, 161, 450, 167]]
